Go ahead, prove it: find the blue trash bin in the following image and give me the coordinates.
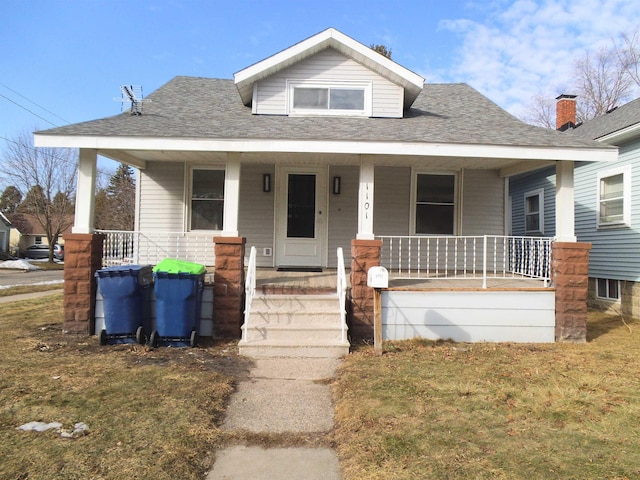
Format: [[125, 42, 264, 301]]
[[151, 259, 205, 348], [95, 265, 152, 345]]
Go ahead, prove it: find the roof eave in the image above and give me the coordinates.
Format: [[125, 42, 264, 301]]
[[233, 28, 424, 108], [33, 132, 617, 163], [596, 122, 640, 145]]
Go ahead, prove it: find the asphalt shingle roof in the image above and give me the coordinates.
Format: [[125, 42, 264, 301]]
[[38, 76, 605, 150], [571, 97, 640, 141]]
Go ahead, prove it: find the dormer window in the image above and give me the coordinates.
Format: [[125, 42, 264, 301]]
[[287, 81, 371, 116]]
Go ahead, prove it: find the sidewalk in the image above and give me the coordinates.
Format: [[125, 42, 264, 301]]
[[206, 357, 342, 480], [0, 289, 62, 304]]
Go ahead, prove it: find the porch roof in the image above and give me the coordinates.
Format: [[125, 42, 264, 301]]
[[35, 77, 616, 168]]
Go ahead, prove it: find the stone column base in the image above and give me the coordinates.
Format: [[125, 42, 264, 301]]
[[214, 236, 246, 338], [63, 233, 104, 334], [349, 239, 382, 339], [552, 242, 591, 342]]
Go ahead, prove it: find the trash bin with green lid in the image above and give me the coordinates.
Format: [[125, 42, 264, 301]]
[[150, 258, 205, 348], [95, 265, 152, 346]]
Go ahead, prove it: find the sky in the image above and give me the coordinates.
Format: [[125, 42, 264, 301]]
[[1, 0, 639, 189]]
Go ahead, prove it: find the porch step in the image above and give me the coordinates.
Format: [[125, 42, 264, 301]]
[[239, 293, 350, 359]]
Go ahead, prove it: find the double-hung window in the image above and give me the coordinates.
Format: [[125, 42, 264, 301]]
[[413, 173, 456, 235], [288, 81, 371, 116], [190, 168, 224, 231], [524, 189, 544, 235], [597, 166, 631, 228]]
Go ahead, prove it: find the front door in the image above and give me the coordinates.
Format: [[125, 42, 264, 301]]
[[276, 167, 326, 267]]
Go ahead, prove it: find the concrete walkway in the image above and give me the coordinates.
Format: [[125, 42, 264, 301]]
[[0, 289, 62, 304], [206, 358, 342, 480]]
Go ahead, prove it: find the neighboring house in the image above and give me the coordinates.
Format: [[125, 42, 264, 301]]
[[35, 28, 616, 345], [7, 213, 72, 254], [0, 212, 10, 254], [511, 94, 640, 317]]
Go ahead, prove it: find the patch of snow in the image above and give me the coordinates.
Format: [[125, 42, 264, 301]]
[[0, 279, 63, 290], [17, 421, 89, 438], [0, 259, 40, 271]]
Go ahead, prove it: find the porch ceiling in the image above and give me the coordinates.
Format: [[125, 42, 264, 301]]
[[99, 148, 538, 172]]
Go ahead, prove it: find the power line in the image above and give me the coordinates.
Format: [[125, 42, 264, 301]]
[[0, 83, 71, 124], [0, 92, 59, 128]]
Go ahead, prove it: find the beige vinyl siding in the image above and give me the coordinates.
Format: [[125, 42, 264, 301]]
[[138, 162, 185, 232], [327, 165, 359, 267], [254, 48, 404, 118], [461, 169, 505, 235], [374, 166, 411, 235], [238, 163, 275, 267]]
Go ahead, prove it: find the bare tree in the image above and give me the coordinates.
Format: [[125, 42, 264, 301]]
[[524, 30, 640, 128], [617, 29, 640, 88], [1, 130, 77, 261], [574, 46, 632, 122]]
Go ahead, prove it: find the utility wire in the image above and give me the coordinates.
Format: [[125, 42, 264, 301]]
[[0, 92, 59, 128], [0, 83, 71, 125]]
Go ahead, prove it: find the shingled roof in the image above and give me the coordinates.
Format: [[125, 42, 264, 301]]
[[572, 97, 640, 142], [37, 76, 607, 151]]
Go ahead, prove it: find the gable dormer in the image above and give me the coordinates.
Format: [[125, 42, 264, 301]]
[[233, 28, 424, 119]]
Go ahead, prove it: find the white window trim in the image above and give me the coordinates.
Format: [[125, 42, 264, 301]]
[[186, 165, 226, 232], [286, 80, 372, 117], [596, 278, 621, 302], [409, 169, 458, 235], [524, 188, 544, 235], [597, 165, 631, 229]]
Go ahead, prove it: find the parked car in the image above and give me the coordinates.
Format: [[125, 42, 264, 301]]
[[54, 244, 64, 261], [21, 244, 50, 259]]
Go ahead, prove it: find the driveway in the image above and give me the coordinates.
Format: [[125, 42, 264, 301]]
[[0, 269, 64, 288]]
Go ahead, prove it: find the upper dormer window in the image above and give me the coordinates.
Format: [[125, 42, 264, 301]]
[[287, 81, 371, 116]]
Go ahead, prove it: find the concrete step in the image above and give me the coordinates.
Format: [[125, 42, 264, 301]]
[[242, 324, 345, 343], [239, 340, 350, 359], [240, 292, 349, 358]]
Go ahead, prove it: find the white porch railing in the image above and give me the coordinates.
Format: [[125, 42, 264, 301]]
[[337, 247, 347, 343], [96, 230, 216, 267], [242, 246, 257, 343], [377, 235, 552, 287]]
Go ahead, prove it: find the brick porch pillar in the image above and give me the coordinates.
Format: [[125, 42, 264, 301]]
[[213, 236, 246, 338], [552, 242, 591, 342], [349, 239, 382, 339], [63, 233, 104, 334]]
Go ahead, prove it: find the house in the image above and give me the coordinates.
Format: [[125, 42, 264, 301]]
[[34, 28, 617, 350], [0, 212, 10, 255], [510, 94, 640, 318], [7, 213, 72, 255]]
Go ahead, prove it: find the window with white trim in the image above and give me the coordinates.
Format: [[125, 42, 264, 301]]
[[597, 166, 631, 228], [287, 81, 371, 116], [190, 168, 225, 231], [413, 173, 456, 235], [524, 189, 544, 235], [596, 278, 620, 301]]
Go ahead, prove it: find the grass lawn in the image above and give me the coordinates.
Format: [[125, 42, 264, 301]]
[[333, 311, 640, 480], [0, 293, 239, 480]]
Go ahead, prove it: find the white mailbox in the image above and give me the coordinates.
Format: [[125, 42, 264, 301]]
[[367, 266, 389, 289]]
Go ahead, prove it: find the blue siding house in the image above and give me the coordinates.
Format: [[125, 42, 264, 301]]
[[511, 96, 640, 316]]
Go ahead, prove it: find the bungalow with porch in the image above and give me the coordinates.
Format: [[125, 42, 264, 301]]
[[34, 28, 617, 355]]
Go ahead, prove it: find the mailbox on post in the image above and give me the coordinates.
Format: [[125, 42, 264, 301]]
[[368, 266, 388, 355]]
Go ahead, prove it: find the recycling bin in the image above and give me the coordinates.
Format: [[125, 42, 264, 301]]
[[95, 265, 153, 345], [151, 258, 206, 348]]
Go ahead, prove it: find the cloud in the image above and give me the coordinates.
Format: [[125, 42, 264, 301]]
[[438, 0, 640, 119]]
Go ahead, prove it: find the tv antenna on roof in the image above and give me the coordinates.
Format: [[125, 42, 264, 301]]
[[114, 85, 150, 115]]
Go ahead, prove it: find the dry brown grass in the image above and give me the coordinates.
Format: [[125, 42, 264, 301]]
[[0, 293, 243, 480], [333, 311, 640, 480], [0, 283, 63, 297]]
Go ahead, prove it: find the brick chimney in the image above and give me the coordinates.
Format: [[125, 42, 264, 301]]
[[556, 94, 577, 131]]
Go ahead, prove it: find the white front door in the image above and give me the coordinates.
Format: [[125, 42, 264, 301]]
[[276, 166, 326, 267]]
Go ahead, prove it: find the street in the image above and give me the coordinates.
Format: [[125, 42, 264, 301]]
[[0, 268, 64, 288]]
